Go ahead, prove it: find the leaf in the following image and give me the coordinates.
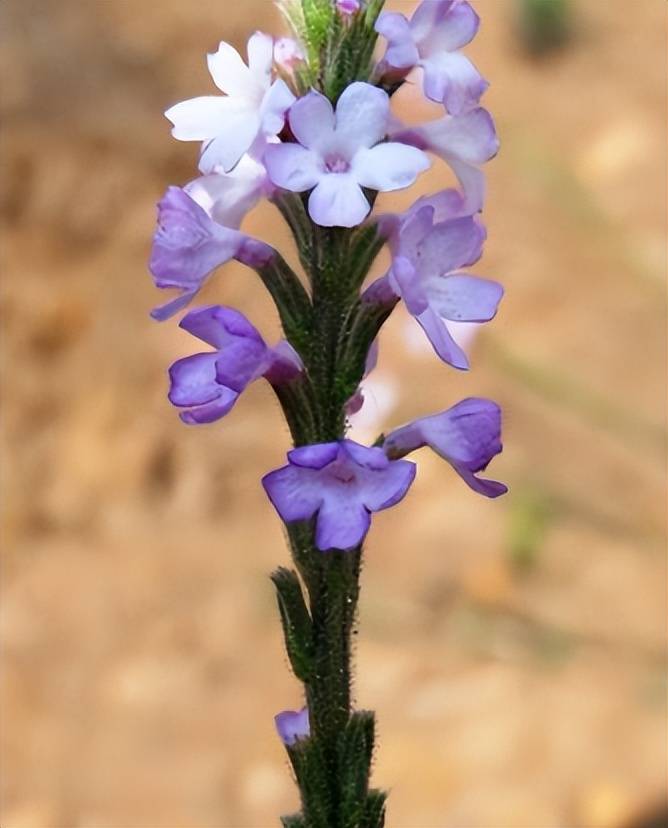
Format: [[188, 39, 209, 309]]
[[362, 789, 387, 828], [271, 567, 315, 682], [338, 711, 376, 827]]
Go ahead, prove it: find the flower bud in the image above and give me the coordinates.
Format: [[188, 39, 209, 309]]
[[274, 37, 305, 71]]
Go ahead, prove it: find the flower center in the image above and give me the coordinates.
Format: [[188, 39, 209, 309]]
[[324, 154, 350, 174]]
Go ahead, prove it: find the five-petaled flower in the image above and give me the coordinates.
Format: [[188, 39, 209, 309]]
[[166, 32, 295, 174], [384, 207, 503, 369], [376, 0, 487, 115], [262, 440, 416, 550], [168, 305, 302, 424], [383, 397, 507, 497], [264, 82, 430, 227]]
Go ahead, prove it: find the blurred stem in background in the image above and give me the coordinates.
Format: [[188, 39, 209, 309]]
[[516, 0, 571, 56]]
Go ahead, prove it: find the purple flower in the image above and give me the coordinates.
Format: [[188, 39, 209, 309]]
[[264, 82, 430, 227], [262, 440, 416, 550], [168, 305, 302, 424], [149, 187, 245, 321], [384, 206, 503, 369], [165, 33, 295, 174], [275, 707, 310, 746], [383, 397, 507, 497], [391, 107, 499, 214], [375, 0, 487, 115]]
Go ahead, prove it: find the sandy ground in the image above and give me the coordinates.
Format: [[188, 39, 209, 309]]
[[1, 1, 666, 826]]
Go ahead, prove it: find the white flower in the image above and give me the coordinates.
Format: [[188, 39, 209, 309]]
[[165, 32, 295, 173]]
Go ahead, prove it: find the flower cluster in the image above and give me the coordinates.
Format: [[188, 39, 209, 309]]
[[149, 1, 505, 821]]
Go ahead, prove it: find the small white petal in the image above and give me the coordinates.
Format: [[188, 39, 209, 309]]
[[246, 32, 274, 89], [166, 96, 237, 141], [197, 106, 261, 173], [265, 143, 323, 192], [207, 41, 257, 98], [352, 143, 429, 192], [308, 175, 370, 228], [335, 82, 390, 151]]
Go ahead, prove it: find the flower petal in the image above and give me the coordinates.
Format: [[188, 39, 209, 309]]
[[207, 40, 256, 98], [375, 12, 419, 68], [341, 441, 389, 471], [185, 160, 266, 229], [419, 398, 503, 469], [416, 215, 486, 277], [408, 0, 443, 43], [149, 187, 242, 291], [168, 352, 222, 406], [179, 304, 263, 349], [416, 0, 480, 51], [335, 82, 390, 151], [196, 106, 261, 173], [150, 289, 198, 322], [392, 204, 435, 258], [390, 255, 429, 315], [416, 107, 499, 165], [262, 465, 323, 522], [359, 460, 416, 512], [275, 708, 310, 746], [453, 466, 508, 498], [427, 273, 503, 322], [180, 389, 239, 425], [288, 90, 335, 150], [352, 142, 430, 192], [288, 443, 340, 470], [215, 337, 268, 391], [260, 79, 296, 137], [165, 96, 234, 141], [308, 174, 370, 227], [246, 32, 274, 89], [416, 306, 469, 369], [447, 157, 486, 213], [421, 52, 488, 115], [315, 496, 370, 550], [265, 143, 323, 192]]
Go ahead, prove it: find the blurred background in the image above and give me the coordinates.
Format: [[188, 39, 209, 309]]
[[1, 1, 666, 826]]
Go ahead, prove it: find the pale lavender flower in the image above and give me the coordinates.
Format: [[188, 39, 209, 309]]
[[184, 148, 273, 230], [262, 440, 416, 550], [384, 207, 503, 369], [376, 0, 487, 115], [345, 340, 379, 416], [264, 82, 430, 227], [392, 107, 499, 213], [149, 187, 245, 321], [275, 707, 310, 746], [166, 33, 295, 173], [168, 305, 302, 424], [383, 397, 507, 497]]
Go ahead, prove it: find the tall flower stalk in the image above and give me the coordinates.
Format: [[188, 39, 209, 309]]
[[149, 1, 506, 825]]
